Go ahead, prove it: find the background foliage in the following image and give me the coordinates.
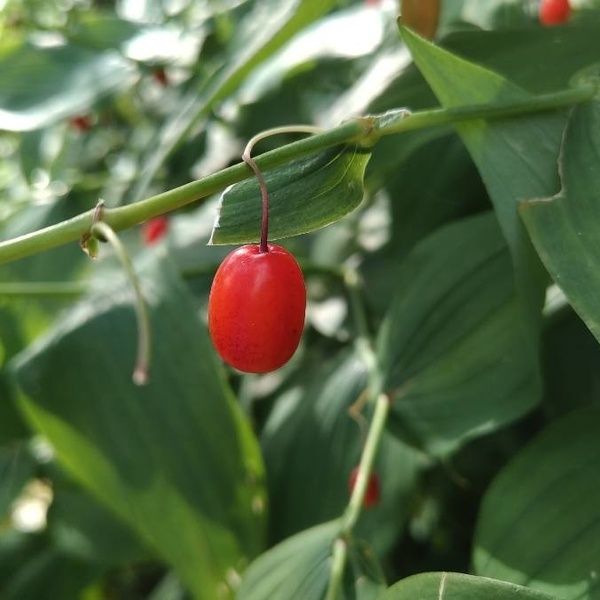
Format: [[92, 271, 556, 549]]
[[1, 0, 600, 598]]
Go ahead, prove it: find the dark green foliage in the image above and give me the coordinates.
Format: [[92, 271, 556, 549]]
[[2, 1, 600, 598]]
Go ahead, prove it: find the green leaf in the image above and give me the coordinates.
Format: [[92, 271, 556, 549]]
[[443, 25, 600, 94], [2, 545, 98, 600], [400, 25, 559, 330], [238, 521, 385, 600], [0, 41, 135, 131], [0, 530, 99, 600], [382, 572, 556, 599], [210, 145, 371, 245], [541, 306, 600, 418], [0, 444, 35, 518], [377, 212, 539, 456], [363, 133, 487, 315], [474, 406, 600, 599], [261, 350, 421, 554], [11, 256, 266, 600], [521, 100, 600, 347], [49, 487, 149, 566]]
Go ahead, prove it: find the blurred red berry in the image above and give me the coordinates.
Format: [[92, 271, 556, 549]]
[[142, 216, 169, 245], [348, 467, 380, 508], [152, 67, 169, 87], [539, 0, 571, 25], [69, 115, 92, 132]]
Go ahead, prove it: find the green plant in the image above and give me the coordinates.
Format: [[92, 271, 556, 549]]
[[1, 0, 600, 599]]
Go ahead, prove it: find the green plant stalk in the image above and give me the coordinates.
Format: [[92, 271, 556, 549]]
[[324, 269, 389, 600], [325, 392, 390, 600], [0, 84, 595, 267]]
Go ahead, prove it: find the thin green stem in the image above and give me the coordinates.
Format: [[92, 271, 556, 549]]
[[341, 392, 390, 534], [91, 222, 151, 386], [325, 538, 348, 600], [373, 84, 596, 137], [325, 269, 389, 600], [0, 84, 595, 266]]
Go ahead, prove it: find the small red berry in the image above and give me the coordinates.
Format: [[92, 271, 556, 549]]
[[348, 467, 381, 509], [152, 67, 169, 87], [69, 115, 93, 132], [142, 216, 169, 245], [539, 0, 571, 25], [208, 244, 306, 373]]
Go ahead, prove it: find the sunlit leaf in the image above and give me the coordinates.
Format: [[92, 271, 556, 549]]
[[382, 572, 555, 599]]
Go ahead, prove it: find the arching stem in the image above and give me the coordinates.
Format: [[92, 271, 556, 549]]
[[242, 125, 323, 253], [90, 221, 151, 386]]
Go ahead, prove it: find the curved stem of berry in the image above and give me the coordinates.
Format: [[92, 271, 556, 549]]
[[242, 125, 323, 253], [90, 221, 151, 386]]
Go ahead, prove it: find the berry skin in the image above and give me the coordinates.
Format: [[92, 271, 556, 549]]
[[152, 67, 169, 87], [539, 0, 571, 25], [69, 115, 92, 132], [348, 467, 381, 509], [142, 216, 169, 245], [208, 244, 306, 373]]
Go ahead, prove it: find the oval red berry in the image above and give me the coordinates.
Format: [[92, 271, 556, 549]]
[[539, 0, 571, 25], [348, 467, 381, 509], [69, 115, 93, 132], [142, 216, 169, 245], [208, 244, 306, 373]]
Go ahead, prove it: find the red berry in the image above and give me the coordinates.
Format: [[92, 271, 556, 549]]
[[208, 244, 306, 373], [539, 0, 571, 25], [142, 216, 169, 245], [348, 467, 380, 509], [69, 115, 92, 132], [152, 67, 169, 87]]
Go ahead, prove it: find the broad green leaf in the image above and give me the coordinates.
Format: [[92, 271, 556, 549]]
[[541, 307, 600, 418], [11, 256, 266, 600], [2, 546, 98, 600], [401, 25, 559, 330], [0, 41, 135, 131], [378, 213, 539, 456], [210, 145, 371, 245], [444, 25, 600, 94], [130, 0, 339, 201], [521, 100, 600, 347], [0, 530, 98, 600], [49, 488, 149, 566], [363, 133, 488, 315], [474, 406, 600, 599], [0, 444, 35, 518], [382, 572, 555, 600], [238, 521, 385, 600], [261, 350, 421, 554]]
